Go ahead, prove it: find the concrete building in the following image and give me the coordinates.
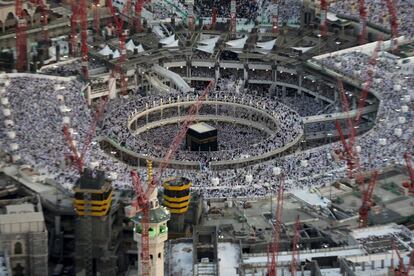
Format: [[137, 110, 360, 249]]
[[0, 195, 48, 276], [74, 169, 126, 276]]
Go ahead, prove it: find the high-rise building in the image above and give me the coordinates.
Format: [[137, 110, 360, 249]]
[[0, 194, 48, 276], [74, 169, 125, 276]]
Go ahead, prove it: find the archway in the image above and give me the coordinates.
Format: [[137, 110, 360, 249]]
[[4, 12, 16, 31]]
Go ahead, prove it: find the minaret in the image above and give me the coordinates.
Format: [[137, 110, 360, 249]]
[[131, 161, 170, 276]]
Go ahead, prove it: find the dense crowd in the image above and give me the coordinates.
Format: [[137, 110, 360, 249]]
[[329, 0, 414, 38], [100, 85, 303, 162], [1, 37, 412, 198], [194, 0, 259, 21], [138, 122, 269, 151]]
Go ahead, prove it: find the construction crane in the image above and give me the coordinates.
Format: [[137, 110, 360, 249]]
[[62, 96, 109, 174], [403, 152, 414, 194], [107, 0, 132, 94], [134, 0, 144, 33], [268, 175, 285, 276], [187, 1, 195, 31], [70, 2, 79, 56], [230, 0, 237, 35], [130, 80, 215, 275], [15, 0, 27, 72], [358, 171, 378, 228], [384, 0, 399, 50], [335, 39, 382, 177], [30, 0, 49, 42], [272, 0, 279, 34], [335, 80, 359, 178], [320, 0, 328, 37], [392, 241, 414, 276], [211, 7, 218, 30], [93, 0, 101, 35], [80, 0, 89, 79], [358, 0, 367, 44], [290, 215, 301, 276]]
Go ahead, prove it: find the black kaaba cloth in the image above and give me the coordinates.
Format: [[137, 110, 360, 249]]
[[186, 122, 218, 151]]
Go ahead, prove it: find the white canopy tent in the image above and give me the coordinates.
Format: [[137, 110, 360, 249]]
[[163, 40, 179, 48], [112, 49, 120, 59], [199, 36, 220, 45], [196, 43, 216, 54], [98, 45, 113, 56], [136, 44, 145, 53], [256, 39, 277, 50], [160, 35, 176, 45], [291, 46, 314, 53], [126, 40, 137, 51], [225, 36, 248, 49]]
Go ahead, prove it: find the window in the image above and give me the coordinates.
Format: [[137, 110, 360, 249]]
[[14, 242, 23, 255], [158, 252, 161, 259]]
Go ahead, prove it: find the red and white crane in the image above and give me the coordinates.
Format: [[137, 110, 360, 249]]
[[272, 0, 279, 34], [63, 96, 109, 175], [15, 0, 27, 72], [403, 152, 414, 195], [134, 0, 144, 33], [230, 0, 237, 35], [290, 215, 301, 276], [80, 0, 89, 79], [268, 175, 285, 276], [320, 0, 328, 37], [335, 39, 382, 177], [107, 0, 132, 94], [211, 7, 218, 30], [187, 1, 195, 31], [358, 0, 367, 44], [130, 81, 215, 275], [358, 171, 378, 228], [70, 2, 79, 57], [392, 241, 414, 276], [384, 0, 399, 50], [93, 0, 101, 35]]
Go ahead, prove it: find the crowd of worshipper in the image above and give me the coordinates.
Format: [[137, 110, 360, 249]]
[[1, 42, 412, 199], [261, 0, 303, 25], [194, 0, 258, 20], [329, 0, 414, 38], [40, 58, 105, 77], [100, 84, 303, 163], [191, 67, 216, 78], [138, 121, 269, 151]]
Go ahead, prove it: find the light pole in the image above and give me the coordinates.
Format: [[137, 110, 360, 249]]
[[317, 33, 322, 55], [335, 41, 341, 52]]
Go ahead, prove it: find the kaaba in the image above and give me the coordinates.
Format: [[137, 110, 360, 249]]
[[186, 122, 218, 151]]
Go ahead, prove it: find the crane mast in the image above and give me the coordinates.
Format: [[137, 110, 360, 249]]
[[272, 0, 279, 33], [15, 0, 27, 72], [358, 0, 367, 44], [268, 175, 285, 276], [290, 215, 301, 276], [403, 152, 414, 194], [384, 0, 399, 50], [230, 0, 236, 35], [358, 171, 378, 228], [320, 0, 328, 37], [134, 0, 144, 33]]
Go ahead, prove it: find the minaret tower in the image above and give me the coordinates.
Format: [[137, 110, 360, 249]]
[[131, 161, 170, 276]]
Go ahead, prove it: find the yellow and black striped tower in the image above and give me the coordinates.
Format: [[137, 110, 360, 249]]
[[73, 169, 116, 276], [162, 177, 191, 232]]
